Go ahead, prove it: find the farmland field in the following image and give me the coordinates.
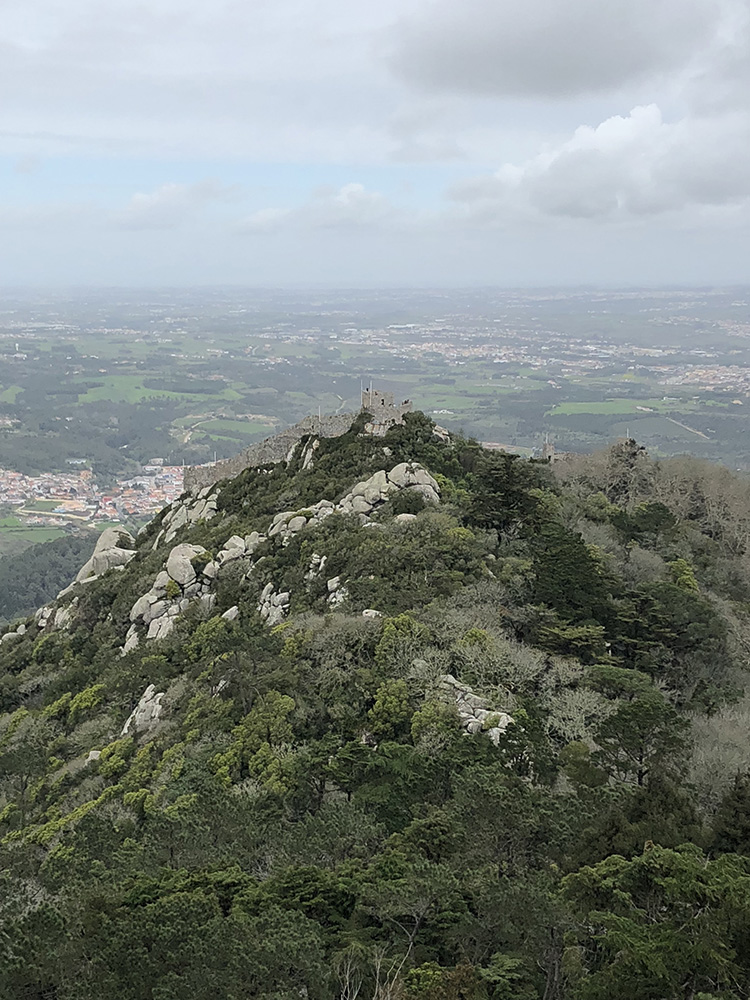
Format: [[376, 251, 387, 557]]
[[0, 286, 749, 480]]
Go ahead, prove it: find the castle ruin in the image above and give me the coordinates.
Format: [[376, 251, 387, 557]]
[[361, 388, 412, 436], [183, 388, 413, 492]]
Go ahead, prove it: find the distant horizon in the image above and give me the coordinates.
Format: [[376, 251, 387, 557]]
[[0, 282, 749, 295]]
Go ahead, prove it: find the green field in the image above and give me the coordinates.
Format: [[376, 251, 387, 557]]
[[73, 375, 242, 404], [609, 416, 708, 441], [199, 418, 275, 436], [19, 500, 62, 512], [0, 518, 67, 556], [547, 398, 699, 416]]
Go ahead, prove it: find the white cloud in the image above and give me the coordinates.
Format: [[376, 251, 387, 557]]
[[685, 0, 750, 113], [112, 180, 235, 229], [448, 105, 750, 222], [238, 183, 397, 232]]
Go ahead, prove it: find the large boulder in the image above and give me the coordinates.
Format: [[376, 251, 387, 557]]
[[386, 462, 439, 493], [407, 483, 440, 504], [352, 469, 390, 505], [75, 527, 136, 582], [129, 594, 155, 622], [121, 627, 140, 655], [258, 583, 290, 625], [146, 616, 175, 641], [166, 543, 206, 588], [334, 463, 439, 521], [155, 489, 220, 548]]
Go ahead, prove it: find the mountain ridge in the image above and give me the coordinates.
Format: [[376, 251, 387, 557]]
[[2, 410, 750, 999]]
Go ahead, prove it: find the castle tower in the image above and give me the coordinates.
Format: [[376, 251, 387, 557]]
[[361, 388, 395, 411], [360, 386, 412, 437]]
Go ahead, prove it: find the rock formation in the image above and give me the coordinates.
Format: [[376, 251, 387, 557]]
[[438, 674, 514, 745], [74, 527, 136, 583], [121, 684, 165, 737], [121, 460, 440, 645]]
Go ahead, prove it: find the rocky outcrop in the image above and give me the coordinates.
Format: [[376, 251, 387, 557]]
[[126, 542, 209, 648], [152, 487, 220, 549], [124, 533, 264, 650], [74, 527, 136, 584], [338, 462, 440, 515], [229, 463, 440, 627], [119, 460, 440, 646], [301, 438, 319, 469], [438, 674, 513, 744], [265, 462, 440, 547], [121, 626, 140, 655], [1, 622, 26, 644], [258, 583, 290, 625], [121, 684, 165, 737], [35, 598, 78, 632], [268, 500, 335, 544], [327, 576, 349, 607], [305, 552, 327, 581], [166, 542, 205, 587]]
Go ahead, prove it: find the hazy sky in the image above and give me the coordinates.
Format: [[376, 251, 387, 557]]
[[2, 0, 749, 286]]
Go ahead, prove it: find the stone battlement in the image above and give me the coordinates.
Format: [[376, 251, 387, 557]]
[[361, 389, 412, 436], [183, 413, 355, 492], [183, 389, 414, 492]]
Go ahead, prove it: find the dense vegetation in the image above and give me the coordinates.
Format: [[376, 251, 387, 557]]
[[0, 532, 95, 621], [2, 412, 750, 999]]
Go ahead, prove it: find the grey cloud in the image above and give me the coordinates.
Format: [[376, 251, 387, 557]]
[[684, 1, 750, 113], [2, 0, 748, 287], [390, 0, 724, 98], [386, 100, 467, 161], [390, 139, 465, 162], [0, 0, 405, 160]]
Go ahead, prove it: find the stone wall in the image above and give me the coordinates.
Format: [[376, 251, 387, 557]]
[[361, 389, 412, 436], [184, 412, 356, 492]]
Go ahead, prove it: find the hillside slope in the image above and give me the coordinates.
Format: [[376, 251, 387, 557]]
[[0, 532, 96, 622], [2, 412, 750, 1000]]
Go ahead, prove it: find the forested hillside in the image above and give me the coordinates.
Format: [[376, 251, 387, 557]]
[[0, 532, 96, 621], [2, 411, 750, 1000]]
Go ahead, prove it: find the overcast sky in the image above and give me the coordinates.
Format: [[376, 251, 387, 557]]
[[2, 0, 749, 286]]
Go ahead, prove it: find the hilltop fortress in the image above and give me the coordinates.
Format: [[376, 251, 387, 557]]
[[184, 389, 413, 492], [359, 388, 413, 433]]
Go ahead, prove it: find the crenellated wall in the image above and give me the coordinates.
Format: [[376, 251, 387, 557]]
[[183, 412, 357, 492], [183, 389, 415, 493]]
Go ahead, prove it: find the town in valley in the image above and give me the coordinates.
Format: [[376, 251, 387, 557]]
[[1, 286, 749, 548]]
